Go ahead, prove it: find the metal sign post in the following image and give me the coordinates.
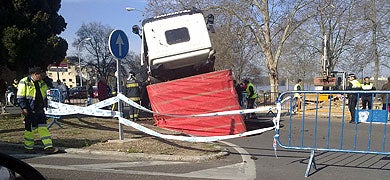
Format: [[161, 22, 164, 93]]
[[109, 29, 129, 140]]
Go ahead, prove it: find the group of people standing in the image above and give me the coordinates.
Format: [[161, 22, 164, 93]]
[[346, 74, 390, 123], [84, 76, 112, 107], [86, 72, 150, 119], [292, 74, 390, 123]]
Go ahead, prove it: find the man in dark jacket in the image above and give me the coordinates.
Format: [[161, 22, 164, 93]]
[[126, 72, 141, 120], [361, 76, 376, 109], [86, 80, 94, 106], [97, 77, 109, 101], [234, 80, 243, 107]]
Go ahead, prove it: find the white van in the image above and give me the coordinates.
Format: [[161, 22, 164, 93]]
[[133, 9, 215, 81]]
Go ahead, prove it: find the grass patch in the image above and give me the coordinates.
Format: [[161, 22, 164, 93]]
[[1, 116, 223, 156], [126, 149, 140, 153]]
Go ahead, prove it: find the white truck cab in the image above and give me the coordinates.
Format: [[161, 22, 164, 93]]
[[132, 9, 215, 82]]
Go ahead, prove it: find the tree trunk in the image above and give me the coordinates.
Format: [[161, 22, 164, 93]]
[[269, 70, 279, 101], [265, 52, 279, 101], [371, 0, 379, 90]]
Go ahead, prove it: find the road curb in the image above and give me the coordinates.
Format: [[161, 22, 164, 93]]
[[0, 142, 229, 162], [64, 147, 229, 162]]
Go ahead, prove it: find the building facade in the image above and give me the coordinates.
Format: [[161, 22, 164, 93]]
[[47, 64, 78, 88]]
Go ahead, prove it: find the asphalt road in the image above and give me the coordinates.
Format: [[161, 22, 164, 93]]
[[2, 112, 390, 179], [3, 105, 20, 114], [226, 116, 390, 179], [1, 143, 246, 180]]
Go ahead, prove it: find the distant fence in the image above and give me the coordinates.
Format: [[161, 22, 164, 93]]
[[258, 92, 280, 106], [239, 92, 280, 109], [273, 90, 390, 177]]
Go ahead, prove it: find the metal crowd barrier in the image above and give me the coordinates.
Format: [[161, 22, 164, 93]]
[[239, 92, 281, 117], [67, 97, 99, 106], [260, 91, 280, 106], [242, 91, 281, 107], [273, 90, 390, 177], [46, 89, 63, 129]]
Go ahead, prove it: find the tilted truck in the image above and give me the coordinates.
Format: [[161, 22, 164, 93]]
[[131, 8, 216, 82], [131, 9, 247, 136]]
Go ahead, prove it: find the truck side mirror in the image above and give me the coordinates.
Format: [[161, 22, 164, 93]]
[[207, 14, 214, 25], [206, 14, 215, 33], [132, 25, 141, 38]]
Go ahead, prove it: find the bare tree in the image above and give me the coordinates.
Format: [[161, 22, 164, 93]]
[[362, 0, 389, 85], [279, 31, 320, 89], [288, 0, 382, 82], [74, 22, 144, 88], [74, 22, 115, 81], [121, 51, 142, 77], [211, 8, 264, 82], [312, 0, 368, 76], [215, 0, 314, 99], [334, 0, 389, 81], [369, 0, 380, 86]]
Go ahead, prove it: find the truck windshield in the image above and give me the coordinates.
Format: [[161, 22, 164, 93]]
[[165, 27, 190, 45]]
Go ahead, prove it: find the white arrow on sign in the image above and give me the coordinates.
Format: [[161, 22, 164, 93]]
[[115, 34, 124, 56]]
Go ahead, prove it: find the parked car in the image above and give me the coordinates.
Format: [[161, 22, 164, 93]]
[[69, 86, 87, 99], [5, 86, 17, 106]]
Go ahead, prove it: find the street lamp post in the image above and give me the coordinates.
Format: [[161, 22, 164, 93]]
[[77, 37, 91, 87], [125, 7, 144, 13]]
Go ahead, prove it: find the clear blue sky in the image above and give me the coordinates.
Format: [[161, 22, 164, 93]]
[[59, 0, 147, 56]]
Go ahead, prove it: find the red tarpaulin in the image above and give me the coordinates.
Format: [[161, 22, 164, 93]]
[[147, 70, 246, 136]]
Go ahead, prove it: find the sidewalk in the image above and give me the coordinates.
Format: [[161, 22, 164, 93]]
[[1, 105, 20, 116]]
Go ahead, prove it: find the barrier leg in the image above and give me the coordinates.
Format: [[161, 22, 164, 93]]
[[266, 109, 276, 117], [297, 98, 301, 112], [47, 116, 63, 129], [305, 150, 317, 177]]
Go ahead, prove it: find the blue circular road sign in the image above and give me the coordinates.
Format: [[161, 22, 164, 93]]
[[108, 30, 129, 59]]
